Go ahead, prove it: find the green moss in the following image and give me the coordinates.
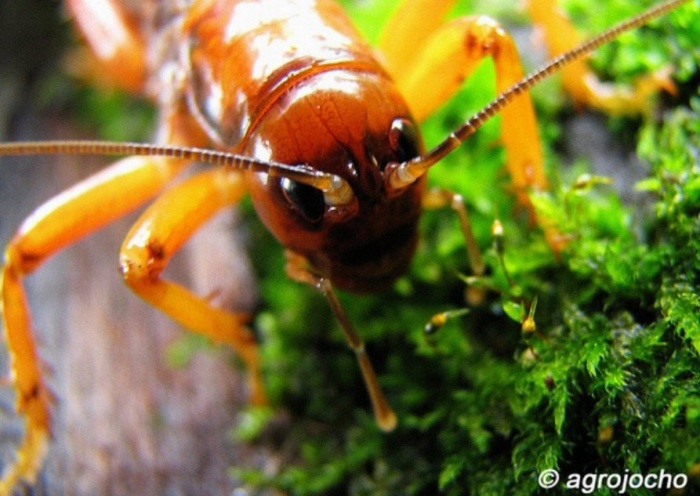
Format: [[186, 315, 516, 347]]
[[236, 1, 700, 495]]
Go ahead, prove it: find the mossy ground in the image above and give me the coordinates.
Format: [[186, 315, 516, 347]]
[[36, 0, 700, 494]]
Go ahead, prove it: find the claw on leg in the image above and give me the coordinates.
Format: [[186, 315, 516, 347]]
[[0, 420, 49, 495], [1, 264, 51, 493]]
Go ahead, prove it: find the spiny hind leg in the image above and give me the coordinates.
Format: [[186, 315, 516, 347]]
[[527, 0, 675, 114], [119, 167, 265, 406], [0, 155, 191, 493]]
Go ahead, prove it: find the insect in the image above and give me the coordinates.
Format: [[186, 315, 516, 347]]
[[0, 0, 689, 492]]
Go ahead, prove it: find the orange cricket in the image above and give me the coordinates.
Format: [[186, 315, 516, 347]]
[[0, 0, 687, 492]]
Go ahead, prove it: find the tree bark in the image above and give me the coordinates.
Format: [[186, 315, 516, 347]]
[[0, 1, 269, 494]]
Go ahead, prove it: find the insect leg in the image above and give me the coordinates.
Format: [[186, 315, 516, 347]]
[[65, 0, 146, 92], [284, 251, 397, 432], [385, 16, 547, 213], [0, 155, 190, 492], [423, 188, 485, 278], [527, 0, 675, 114], [119, 168, 266, 406], [378, 0, 458, 82]]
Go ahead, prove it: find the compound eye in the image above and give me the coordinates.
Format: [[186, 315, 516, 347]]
[[389, 118, 421, 163], [281, 177, 325, 224]]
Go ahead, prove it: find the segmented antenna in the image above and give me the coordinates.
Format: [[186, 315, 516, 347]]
[[387, 0, 689, 190], [0, 140, 353, 206]]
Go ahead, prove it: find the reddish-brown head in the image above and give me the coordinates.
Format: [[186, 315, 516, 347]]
[[243, 70, 425, 293]]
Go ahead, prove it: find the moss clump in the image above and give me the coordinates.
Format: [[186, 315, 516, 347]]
[[233, 1, 700, 494]]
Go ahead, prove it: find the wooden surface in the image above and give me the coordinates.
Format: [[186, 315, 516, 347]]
[[0, 1, 270, 494]]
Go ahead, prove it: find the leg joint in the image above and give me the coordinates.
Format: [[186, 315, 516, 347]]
[[461, 16, 509, 59], [119, 238, 168, 286]]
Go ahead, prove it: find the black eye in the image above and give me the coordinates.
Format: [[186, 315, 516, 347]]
[[281, 177, 325, 223], [389, 118, 421, 163]]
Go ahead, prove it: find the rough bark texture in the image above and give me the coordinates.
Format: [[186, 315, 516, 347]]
[[0, 1, 268, 494]]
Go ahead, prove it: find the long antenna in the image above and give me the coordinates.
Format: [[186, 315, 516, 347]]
[[386, 0, 689, 190], [0, 140, 353, 206]]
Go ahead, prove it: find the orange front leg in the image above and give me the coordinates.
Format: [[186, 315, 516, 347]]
[[119, 167, 266, 406], [380, 14, 546, 211], [527, 0, 675, 114], [0, 155, 190, 492]]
